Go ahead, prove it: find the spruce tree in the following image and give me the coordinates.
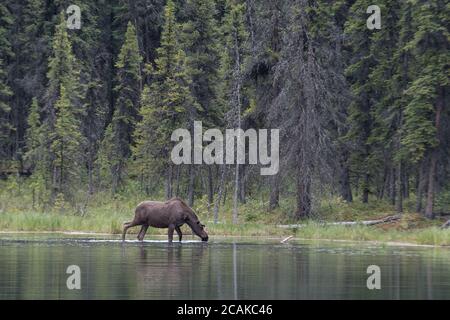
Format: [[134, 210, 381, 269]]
[[50, 85, 84, 199], [9, 0, 47, 163], [401, 0, 449, 218], [24, 98, 48, 207], [344, 0, 378, 203], [181, 0, 220, 123], [66, 0, 112, 195], [24, 98, 43, 169], [244, 0, 285, 209], [180, 0, 221, 206], [0, 58, 13, 160], [43, 12, 82, 201], [218, 0, 249, 223], [367, 0, 403, 211], [99, 22, 142, 193], [112, 0, 165, 64], [134, 0, 198, 199], [0, 2, 13, 160]]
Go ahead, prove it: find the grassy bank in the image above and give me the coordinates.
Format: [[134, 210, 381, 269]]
[[1, 186, 449, 246], [293, 222, 450, 246], [0, 210, 288, 237], [0, 209, 449, 246]]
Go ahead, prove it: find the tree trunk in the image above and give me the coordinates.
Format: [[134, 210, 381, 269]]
[[232, 163, 239, 224], [239, 165, 246, 204], [165, 165, 173, 200], [231, 23, 243, 224], [396, 161, 403, 213], [214, 165, 227, 224], [425, 152, 437, 219], [269, 175, 280, 210], [111, 161, 122, 196], [295, 171, 311, 219], [403, 169, 409, 199], [379, 166, 388, 200], [361, 172, 369, 204], [389, 167, 396, 206], [188, 165, 195, 207], [32, 188, 36, 210], [223, 181, 228, 205], [416, 160, 426, 214], [88, 160, 94, 195], [424, 88, 444, 219], [338, 149, 352, 202], [174, 165, 181, 197], [207, 166, 214, 215]]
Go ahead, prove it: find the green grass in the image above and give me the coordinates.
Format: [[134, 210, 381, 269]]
[[293, 222, 450, 246], [0, 209, 449, 246], [0, 209, 288, 237], [0, 210, 125, 234], [0, 183, 449, 246]]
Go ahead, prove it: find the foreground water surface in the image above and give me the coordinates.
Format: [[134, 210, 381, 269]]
[[0, 234, 449, 299]]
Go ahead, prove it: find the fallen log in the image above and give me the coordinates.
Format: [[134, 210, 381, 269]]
[[277, 215, 401, 229], [280, 235, 294, 244], [441, 220, 450, 229]]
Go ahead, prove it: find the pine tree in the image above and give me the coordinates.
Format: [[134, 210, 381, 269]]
[[43, 12, 82, 201], [180, 0, 221, 206], [134, 0, 198, 199], [326, 0, 355, 204], [112, 0, 165, 64], [8, 0, 47, 163], [244, 0, 285, 209], [0, 59, 13, 160], [24, 98, 48, 207], [278, 1, 353, 212], [401, 0, 449, 219], [344, 0, 378, 204], [24, 98, 43, 169], [218, 0, 249, 223], [0, 2, 14, 160], [388, 1, 416, 211], [181, 0, 220, 123], [367, 0, 403, 211], [66, 0, 113, 195], [50, 85, 84, 199], [99, 22, 142, 193]]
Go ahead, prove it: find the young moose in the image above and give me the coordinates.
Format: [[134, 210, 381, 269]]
[[122, 198, 208, 242]]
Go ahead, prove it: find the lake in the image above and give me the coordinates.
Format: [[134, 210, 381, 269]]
[[0, 234, 449, 299]]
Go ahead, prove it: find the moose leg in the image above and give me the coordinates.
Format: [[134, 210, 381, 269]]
[[122, 221, 139, 241], [137, 225, 149, 241], [175, 226, 182, 242], [168, 224, 175, 243]]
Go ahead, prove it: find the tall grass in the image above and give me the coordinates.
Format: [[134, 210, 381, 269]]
[[1, 210, 448, 245], [1, 179, 449, 245], [294, 222, 450, 246]]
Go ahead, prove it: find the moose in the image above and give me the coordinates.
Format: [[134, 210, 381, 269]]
[[122, 198, 209, 242]]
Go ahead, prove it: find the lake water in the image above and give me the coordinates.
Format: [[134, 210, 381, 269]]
[[0, 234, 449, 299]]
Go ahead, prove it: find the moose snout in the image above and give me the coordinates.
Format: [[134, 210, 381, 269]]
[[202, 236, 209, 242]]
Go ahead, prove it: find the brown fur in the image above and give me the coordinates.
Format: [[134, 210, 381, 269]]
[[122, 198, 208, 242]]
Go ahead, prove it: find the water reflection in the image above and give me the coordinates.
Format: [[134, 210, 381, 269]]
[[0, 236, 449, 299], [135, 244, 208, 298], [233, 243, 237, 300]]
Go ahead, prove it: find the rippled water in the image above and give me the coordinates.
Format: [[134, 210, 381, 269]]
[[0, 234, 449, 299]]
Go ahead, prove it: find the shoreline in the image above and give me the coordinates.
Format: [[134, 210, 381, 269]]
[[1, 230, 449, 248]]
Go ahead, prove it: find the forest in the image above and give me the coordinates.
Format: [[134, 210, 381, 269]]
[[0, 0, 449, 236]]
